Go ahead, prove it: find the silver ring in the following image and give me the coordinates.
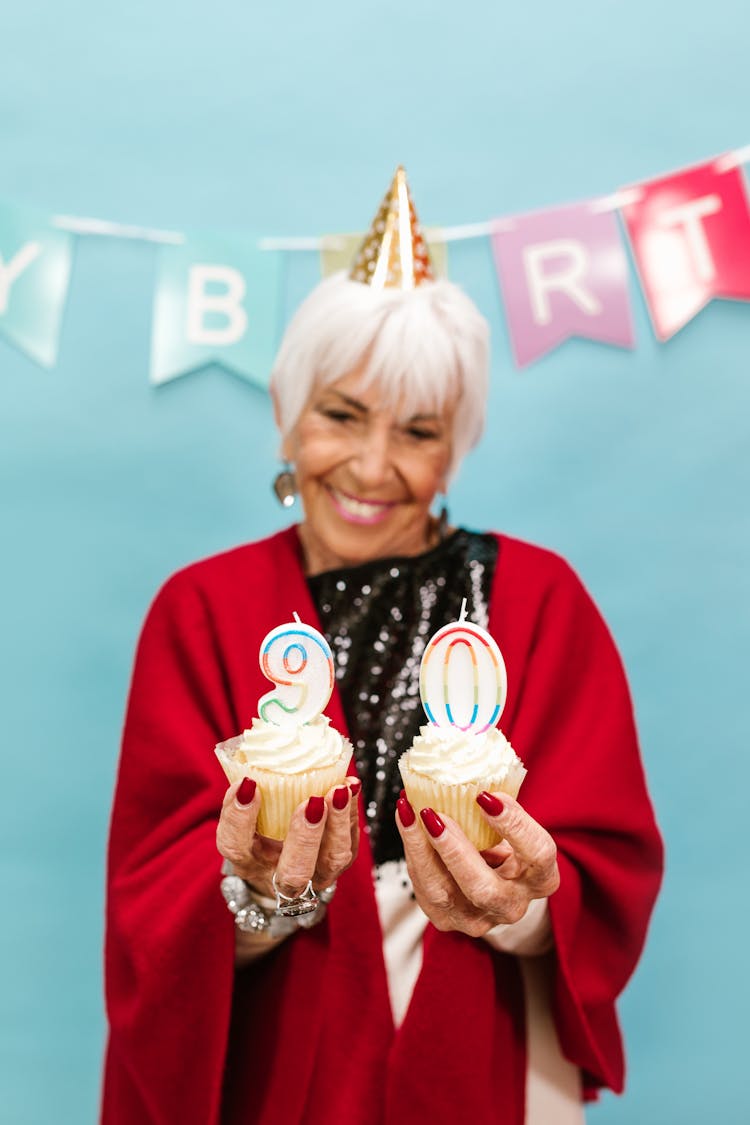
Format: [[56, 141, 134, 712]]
[[272, 872, 319, 917]]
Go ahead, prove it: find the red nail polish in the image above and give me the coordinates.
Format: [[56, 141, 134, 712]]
[[305, 795, 325, 824], [399, 788, 406, 800], [237, 778, 256, 806], [349, 779, 362, 796], [333, 786, 350, 810], [420, 807, 445, 838], [397, 796, 416, 827], [476, 791, 503, 817]]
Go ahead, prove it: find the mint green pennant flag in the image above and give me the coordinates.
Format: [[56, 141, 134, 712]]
[[151, 235, 282, 388], [0, 202, 73, 368]]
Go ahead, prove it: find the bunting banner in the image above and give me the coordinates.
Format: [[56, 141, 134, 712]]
[[0, 202, 73, 368], [620, 156, 750, 341], [3, 145, 750, 381], [150, 234, 282, 388], [490, 200, 635, 368]]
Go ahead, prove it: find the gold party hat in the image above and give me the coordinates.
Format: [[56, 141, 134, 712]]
[[349, 166, 435, 290]]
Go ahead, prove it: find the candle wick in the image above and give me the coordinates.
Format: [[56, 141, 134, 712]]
[[459, 598, 468, 622], [292, 611, 301, 623]]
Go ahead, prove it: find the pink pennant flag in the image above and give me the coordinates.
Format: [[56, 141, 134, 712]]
[[620, 155, 750, 341], [491, 200, 634, 368]]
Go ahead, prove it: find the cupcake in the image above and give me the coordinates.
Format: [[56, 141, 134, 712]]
[[215, 615, 352, 839], [398, 723, 526, 851], [398, 602, 526, 850], [215, 714, 352, 840]]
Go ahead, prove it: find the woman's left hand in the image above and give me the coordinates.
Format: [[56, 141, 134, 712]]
[[396, 790, 560, 938]]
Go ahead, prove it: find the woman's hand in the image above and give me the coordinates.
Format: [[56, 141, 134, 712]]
[[216, 776, 360, 899], [396, 790, 559, 938]]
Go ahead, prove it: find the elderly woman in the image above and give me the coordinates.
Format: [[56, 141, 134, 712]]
[[103, 170, 662, 1125]]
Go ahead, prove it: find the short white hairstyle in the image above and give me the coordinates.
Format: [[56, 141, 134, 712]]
[[270, 272, 490, 480]]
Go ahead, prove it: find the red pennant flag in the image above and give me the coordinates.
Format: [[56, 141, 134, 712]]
[[621, 155, 750, 340]]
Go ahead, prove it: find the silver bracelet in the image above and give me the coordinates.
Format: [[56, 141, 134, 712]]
[[220, 861, 336, 940]]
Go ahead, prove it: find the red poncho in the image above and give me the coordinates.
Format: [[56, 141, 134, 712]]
[[102, 528, 662, 1124]]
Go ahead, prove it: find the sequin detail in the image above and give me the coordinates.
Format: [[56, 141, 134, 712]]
[[307, 530, 498, 865]]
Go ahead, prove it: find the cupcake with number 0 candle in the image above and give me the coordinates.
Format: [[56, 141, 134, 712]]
[[215, 614, 352, 840], [398, 600, 526, 851]]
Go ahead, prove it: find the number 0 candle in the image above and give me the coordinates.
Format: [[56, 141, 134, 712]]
[[419, 599, 507, 735], [258, 613, 335, 727]]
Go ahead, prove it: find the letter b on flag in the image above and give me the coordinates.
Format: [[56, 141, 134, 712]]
[[151, 237, 281, 388], [186, 265, 248, 347]]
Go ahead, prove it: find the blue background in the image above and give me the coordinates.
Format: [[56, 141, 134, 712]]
[[2, 1, 749, 1121]]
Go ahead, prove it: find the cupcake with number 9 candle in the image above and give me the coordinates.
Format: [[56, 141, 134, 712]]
[[398, 600, 526, 851], [215, 614, 352, 840]]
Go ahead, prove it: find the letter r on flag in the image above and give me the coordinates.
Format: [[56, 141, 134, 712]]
[[491, 201, 634, 368]]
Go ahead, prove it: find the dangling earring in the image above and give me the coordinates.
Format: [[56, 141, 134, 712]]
[[273, 464, 297, 508], [437, 501, 449, 541]]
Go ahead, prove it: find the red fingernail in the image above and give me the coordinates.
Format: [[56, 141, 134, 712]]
[[397, 796, 415, 827], [420, 807, 445, 838], [237, 778, 256, 806], [333, 786, 350, 810], [349, 779, 362, 796], [476, 791, 503, 817], [305, 795, 325, 824], [399, 788, 406, 800]]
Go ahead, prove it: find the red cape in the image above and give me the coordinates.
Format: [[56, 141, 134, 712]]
[[102, 528, 662, 1124]]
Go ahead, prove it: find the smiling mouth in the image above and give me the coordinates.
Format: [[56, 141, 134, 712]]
[[327, 486, 397, 525]]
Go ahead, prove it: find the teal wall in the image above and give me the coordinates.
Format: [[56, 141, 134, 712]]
[[2, 2, 748, 1121]]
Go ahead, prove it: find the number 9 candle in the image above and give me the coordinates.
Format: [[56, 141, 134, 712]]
[[258, 613, 335, 727], [214, 612, 351, 840]]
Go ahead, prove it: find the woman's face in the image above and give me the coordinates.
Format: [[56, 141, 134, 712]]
[[280, 367, 455, 575]]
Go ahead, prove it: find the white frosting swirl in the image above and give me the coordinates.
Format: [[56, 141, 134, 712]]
[[235, 714, 346, 774], [404, 723, 523, 785]]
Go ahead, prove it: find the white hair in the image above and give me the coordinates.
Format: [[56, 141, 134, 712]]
[[269, 272, 490, 480]]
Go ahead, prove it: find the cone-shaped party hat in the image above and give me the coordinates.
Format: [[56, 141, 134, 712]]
[[349, 166, 435, 290]]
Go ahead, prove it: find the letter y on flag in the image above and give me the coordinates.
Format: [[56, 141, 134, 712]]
[[0, 202, 73, 368]]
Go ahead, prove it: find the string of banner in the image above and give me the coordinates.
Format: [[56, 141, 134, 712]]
[[2, 145, 749, 381]]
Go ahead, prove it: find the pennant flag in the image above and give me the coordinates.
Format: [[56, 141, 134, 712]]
[[491, 200, 634, 368], [150, 235, 282, 387], [320, 230, 449, 280], [0, 202, 73, 368], [620, 156, 750, 341]]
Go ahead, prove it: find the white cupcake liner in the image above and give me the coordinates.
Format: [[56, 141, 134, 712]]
[[398, 754, 526, 851], [215, 735, 352, 841]]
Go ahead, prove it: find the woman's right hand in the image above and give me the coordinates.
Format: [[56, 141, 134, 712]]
[[216, 776, 360, 901]]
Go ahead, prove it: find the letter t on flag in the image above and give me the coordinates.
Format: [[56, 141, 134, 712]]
[[151, 235, 282, 388], [620, 155, 750, 340], [490, 200, 634, 368]]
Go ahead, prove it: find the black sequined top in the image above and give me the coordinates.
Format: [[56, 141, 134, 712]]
[[307, 529, 499, 866]]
